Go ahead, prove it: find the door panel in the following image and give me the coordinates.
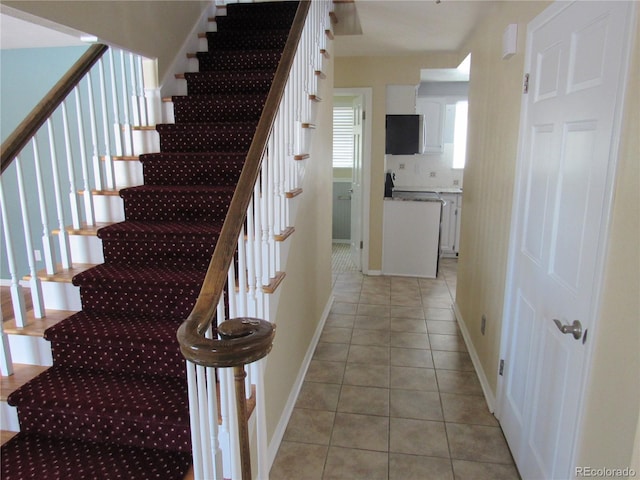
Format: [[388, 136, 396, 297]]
[[499, 2, 635, 479]]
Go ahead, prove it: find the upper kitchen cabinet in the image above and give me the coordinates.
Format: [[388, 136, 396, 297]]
[[415, 97, 446, 153]]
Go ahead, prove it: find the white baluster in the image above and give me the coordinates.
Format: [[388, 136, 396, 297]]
[[128, 53, 141, 127], [205, 325, 224, 480], [237, 225, 247, 317], [222, 367, 241, 480], [136, 56, 149, 126], [186, 362, 205, 480], [119, 50, 133, 156], [15, 156, 45, 318], [0, 176, 28, 327], [107, 49, 124, 158], [61, 100, 82, 230], [86, 71, 104, 192], [0, 312, 14, 376], [260, 152, 270, 288], [47, 119, 72, 269], [74, 86, 96, 226], [32, 137, 57, 275], [100, 56, 116, 189], [196, 364, 214, 477], [252, 359, 269, 479]]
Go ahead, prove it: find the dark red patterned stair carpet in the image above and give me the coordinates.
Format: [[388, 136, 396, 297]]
[[1, 2, 298, 478]]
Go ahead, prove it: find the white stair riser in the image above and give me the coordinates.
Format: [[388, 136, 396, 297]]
[[8, 335, 52, 367], [41, 282, 81, 311], [1, 402, 19, 432], [114, 160, 144, 188], [132, 129, 160, 155], [163, 102, 175, 124], [94, 195, 125, 224], [69, 235, 104, 265]]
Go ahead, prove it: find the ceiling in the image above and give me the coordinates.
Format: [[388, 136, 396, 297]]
[[1, 0, 490, 81]]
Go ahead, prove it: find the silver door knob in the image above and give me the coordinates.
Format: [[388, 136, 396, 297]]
[[552, 319, 583, 340]]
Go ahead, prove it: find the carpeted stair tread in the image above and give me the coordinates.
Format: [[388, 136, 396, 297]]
[[1, 433, 191, 480], [183, 70, 275, 95], [156, 122, 256, 153], [205, 29, 289, 51], [7, 366, 190, 452], [140, 152, 246, 186], [45, 311, 186, 377], [120, 185, 235, 222], [171, 93, 267, 124], [72, 263, 206, 289], [98, 220, 223, 242], [196, 49, 282, 72]]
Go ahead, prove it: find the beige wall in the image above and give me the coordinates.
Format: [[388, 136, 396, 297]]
[[334, 52, 464, 271], [2, 1, 208, 81], [263, 38, 334, 446], [457, 0, 640, 472]]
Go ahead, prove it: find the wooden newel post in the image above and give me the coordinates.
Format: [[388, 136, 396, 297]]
[[217, 318, 275, 480]]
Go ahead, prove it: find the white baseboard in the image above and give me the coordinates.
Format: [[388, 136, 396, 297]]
[[365, 269, 382, 276], [267, 294, 334, 468], [453, 302, 497, 413]]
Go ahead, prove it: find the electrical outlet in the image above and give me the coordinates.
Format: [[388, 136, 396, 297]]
[[453, 179, 459, 186], [430, 171, 436, 177], [481, 314, 486, 335], [399, 163, 405, 170], [34, 250, 42, 261]]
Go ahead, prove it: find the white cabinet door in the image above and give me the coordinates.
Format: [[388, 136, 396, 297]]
[[439, 194, 459, 257], [416, 97, 445, 153]]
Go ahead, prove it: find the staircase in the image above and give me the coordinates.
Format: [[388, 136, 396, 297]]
[[0, 1, 329, 478]]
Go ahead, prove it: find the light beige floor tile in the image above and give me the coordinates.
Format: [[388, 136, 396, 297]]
[[343, 364, 390, 388], [390, 347, 434, 368], [429, 333, 468, 352], [427, 320, 460, 335], [440, 393, 498, 426], [446, 423, 514, 464], [270, 441, 328, 480], [338, 385, 390, 416], [390, 366, 438, 391], [390, 389, 443, 421], [325, 313, 356, 329], [351, 329, 391, 346], [314, 342, 350, 362], [390, 305, 425, 319], [390, 331, 430, 349], [432, 351, 474, 371], [333, 291, 362, 303], [389, 453, 454, 480], [424, 307, 456, 321], [323, 447, 389, 480], [436, 370, 484, 396], [357, 304, 391, 317], [320, 327, 353, 344], [354, 315, 391, 331], [283, 408, 336, 444], [305, 360, 346, 384], [451, 459, 520, 480], [331, 302, 359, 315], [390, 418, 449, 458], [331, 412, 389, 452], [359, 292, 391, 305], [422, 297, 454, 309], [295, 382, 341, 411], [390, 318, 428, 334], [348, 345, 390, 365]]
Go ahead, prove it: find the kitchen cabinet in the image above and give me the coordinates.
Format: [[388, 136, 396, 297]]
[[415, 97, 445, 153], [440, 193, 461, 257], [382, 199, 441, 278]]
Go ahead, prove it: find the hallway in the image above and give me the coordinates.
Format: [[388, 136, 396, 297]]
[[270, 255, 519, 479]]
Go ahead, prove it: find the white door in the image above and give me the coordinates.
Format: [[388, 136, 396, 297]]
[[498, 2, 635, 479], [349, 94, 364, 270]]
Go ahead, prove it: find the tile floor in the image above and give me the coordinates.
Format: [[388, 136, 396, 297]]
[[270, 256, 520, 479]]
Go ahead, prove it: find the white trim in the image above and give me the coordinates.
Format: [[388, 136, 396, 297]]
[[333, 88, 372, 275], [496, 0, 638, 474], [266, 294, 333, 469], [453, 302, 496, 413]]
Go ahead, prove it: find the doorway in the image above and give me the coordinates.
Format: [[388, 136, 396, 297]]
[[332, 88, 372, 273]]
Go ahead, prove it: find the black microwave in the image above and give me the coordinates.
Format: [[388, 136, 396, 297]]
[[385, 114, 422, 155]]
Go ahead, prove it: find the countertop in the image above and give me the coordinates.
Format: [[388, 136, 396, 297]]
[[392, 186, 463, 194]]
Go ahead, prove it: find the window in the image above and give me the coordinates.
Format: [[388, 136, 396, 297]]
[[332, 106, 354, 168], [452, 100, 468, 169]]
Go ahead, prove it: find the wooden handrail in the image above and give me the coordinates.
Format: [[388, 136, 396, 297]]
[[177, 1, 311, 367], [1, 44, 109, 174]]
